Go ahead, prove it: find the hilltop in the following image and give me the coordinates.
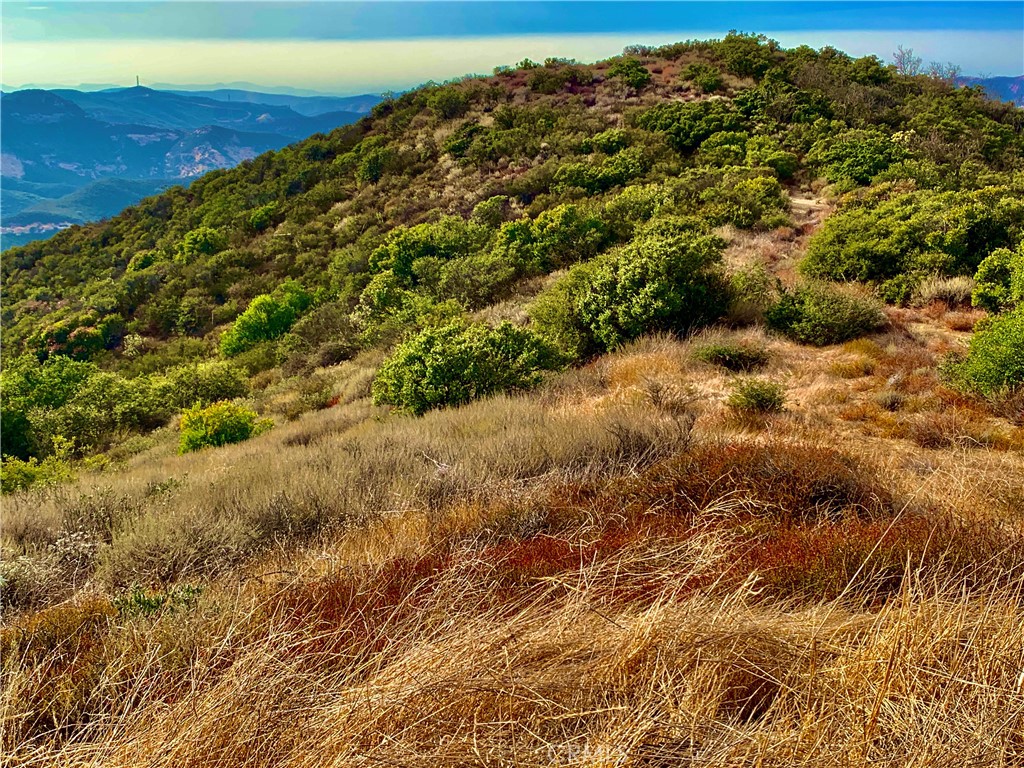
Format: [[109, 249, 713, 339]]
[[1, 34, 1023, 766]]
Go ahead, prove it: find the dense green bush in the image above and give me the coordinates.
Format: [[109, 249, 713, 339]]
[[178, 401, 269, 453], [220, 282, 312, 357], [427, 87, 470, 120], [634, 100, 746, 153], [802, 188, 1024, 285], [177, 227, 227, 264], [766, 283, 885, 346], [698, 173, 787, 228], [694, 342, 770, 372], [164, 360, 250, 409], [744, 136, 798, 179], [533, 227, 728, 354], [607, 58, 652, 90], [807, 130, 909, 185], [943, 308, 1024, 396], [680, 62, 723, 93], [371, 321, 563, 415], [1, 356, 172, 460], [972, 244, 1024, 313], [0, 437, 76, 494], [368, 217, 491, 285], [491, 205, 606, 273]]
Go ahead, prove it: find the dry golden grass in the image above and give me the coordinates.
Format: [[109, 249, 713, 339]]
[[3, 291, 1023, 767]]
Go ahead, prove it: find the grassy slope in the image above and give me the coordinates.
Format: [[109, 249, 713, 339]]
[[2, 38, 1024, 765], [3, 204, 1023, 765]]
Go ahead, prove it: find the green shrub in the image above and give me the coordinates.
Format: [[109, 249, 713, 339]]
[[368, 216, 490, 285], [766, 283, 886, 346], [278, 302, 358, 363], [972, 245, 1024, 313], [807, 130, 909, 185], [726, 378, 786, 415], [698, 173, 787, 228], [744, 136, 799, 179], [680, 62, 723, 93], [491, 204, 606, 273], [802, 188, 1023, 285], [1, 437, 76, 494], [427, 87, 469, 119], [371, 321, 563, 415], [220, 281, 312, 357], [634, 100, 746, 153], [942, 308, 1024, 396], [607, 58, 652, 90], [694, 342, 770, 372], [178, 402, 270, 453], [176, 227, 226, 264], [533, 228, 728, 354], [164, 360, 250, 408]]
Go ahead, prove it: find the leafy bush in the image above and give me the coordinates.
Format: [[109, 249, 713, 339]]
[[278, 302, 359, 365], [634, 100, 746, 153], [607, 58, 652, 90], [766, 283, 886, 346], [802, 188, 1024, 285], [1, 437, 76, 494], [371, 322, 563, 415], [942, 307, 1024, 396], [533, 228, 728, 354], [368, 216, 491, 285], [972, 244, 1024, 313], [744, 136, 799, 179], [178, 402, 270, 453], [698, 173, 787, 228], [554, 146, 649, 194], [491, 205, 606, 273], [807, 130, 909, 185], [164, 360, 250, 408], [726, 378, 786, 415], [352, 271, 463, 347], [680, 62, 723, 93], [220, 281, 312, 357], [177, 227, 226, 264], [427, 87, 469, 119], [694, 342, 770, 372], [1, 356, 172, 460]]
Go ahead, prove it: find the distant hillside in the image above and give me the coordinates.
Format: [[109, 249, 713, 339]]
[[958, 75, 1024, 106], [1, 178, 177, 249], [164, 88, 381, 117], [0, 86, 379, 247]]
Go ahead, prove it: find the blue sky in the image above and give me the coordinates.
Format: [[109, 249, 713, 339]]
[[3, 2, 1022, 93]]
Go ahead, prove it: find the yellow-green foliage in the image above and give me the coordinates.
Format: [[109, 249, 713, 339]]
[[179, 402, 271, 453]]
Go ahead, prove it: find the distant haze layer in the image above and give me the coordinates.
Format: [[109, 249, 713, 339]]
[[4, 30, 1022, 95]]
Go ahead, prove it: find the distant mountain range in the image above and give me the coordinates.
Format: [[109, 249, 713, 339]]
[[957, 76, 1024, 107], [1, 86, 379, 248]]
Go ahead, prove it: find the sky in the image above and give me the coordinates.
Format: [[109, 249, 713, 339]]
[[2, 1, 1022, 94]]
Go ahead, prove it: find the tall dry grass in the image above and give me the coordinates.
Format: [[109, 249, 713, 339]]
[[3, 324, 1023, 767]]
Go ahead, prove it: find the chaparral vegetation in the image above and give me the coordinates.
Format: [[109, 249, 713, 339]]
[[2, 34, 1023, 767]]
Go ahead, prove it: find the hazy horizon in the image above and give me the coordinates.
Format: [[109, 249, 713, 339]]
[[2, 1, 1022, 96]]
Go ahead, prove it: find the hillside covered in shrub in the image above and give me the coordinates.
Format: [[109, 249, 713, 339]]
[[3, 33, 1022, 467], [2, 33, 1024, 767]]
